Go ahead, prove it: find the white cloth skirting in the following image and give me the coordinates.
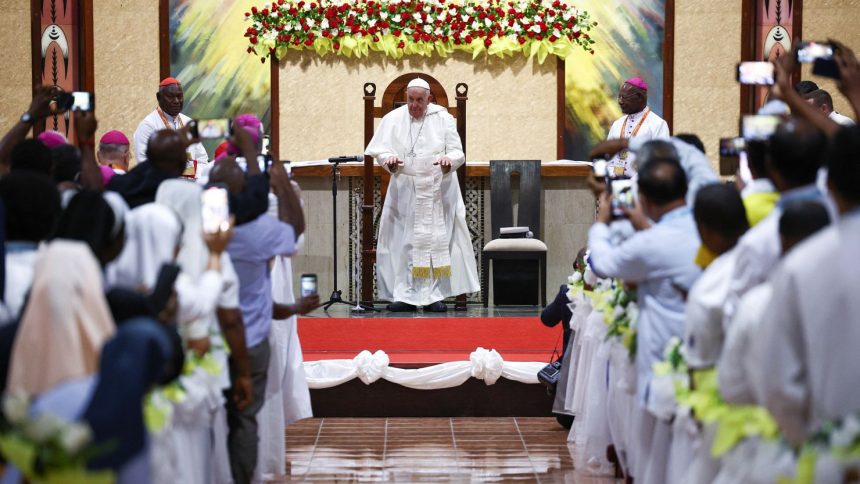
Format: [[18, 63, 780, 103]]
[[303, 348, 543, 389], [606, 341, 637, 474], [375, 171, 479, 306]]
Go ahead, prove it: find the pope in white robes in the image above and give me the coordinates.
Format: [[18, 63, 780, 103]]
[[133, 77, 208, 180], [606, 77, 670, 176], [365, 77, 479, 311]]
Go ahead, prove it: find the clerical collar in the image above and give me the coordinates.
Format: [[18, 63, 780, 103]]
[[627, 107, 648, 119]]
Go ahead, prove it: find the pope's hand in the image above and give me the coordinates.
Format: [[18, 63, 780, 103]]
[[384, 156, 404, 172], [434, 156, 453, 173]]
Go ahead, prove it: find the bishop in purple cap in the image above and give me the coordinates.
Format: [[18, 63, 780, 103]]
[[605, 76, 671, 175]]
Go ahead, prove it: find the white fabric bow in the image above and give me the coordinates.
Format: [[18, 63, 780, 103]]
[[353, 350, 390, 384], [469, 347, 504, 385]]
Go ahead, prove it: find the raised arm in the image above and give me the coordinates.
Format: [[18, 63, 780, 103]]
[[0, 86, 62, 174]]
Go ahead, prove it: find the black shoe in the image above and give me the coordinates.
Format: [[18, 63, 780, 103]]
[[387, 301, 417, 312], [423, 301, 448, 312]]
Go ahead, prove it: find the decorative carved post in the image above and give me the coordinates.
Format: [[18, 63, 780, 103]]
[[455, 83, 468, 311], [361, 82, 377, 307]]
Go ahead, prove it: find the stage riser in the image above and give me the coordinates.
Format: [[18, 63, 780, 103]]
[[309, 378, 554, 417]]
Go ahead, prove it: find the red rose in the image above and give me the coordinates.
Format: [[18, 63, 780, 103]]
[[303, 24, 311, 31], [397, 40, 405, 48], [516, 12, 524, 19], [518, 36, 525, 44], [351, 24, 360, 33], [338, 30, 345, 37], [251, 6, 258, 14], [289, 7, 297, 15], [261, 8, 268, 16], [246, 46, 254, 53], [304, 38, 314, 46], [535, 33, 542, 40], [393, 30, 401, 36], [567, 22, 573, 28], [526, 31, 534, 38], [412, 32, 421, 41], [245, 12, 251, 17], [478, 11, 487, 19], [334, 41, 340, 49], [454, 38, 461, 45], [572, 31, 580, 38], [278, 0, 284, 5], [322, 30, 330, 38], [309, 3, 316, 9], [507, 18, 514, 26], [484, 38, 492, 47], [549, 35, 557, 41], [250, 36, 258, 44], [389, 4, 396, 12], [372, 35, 379, 41], [422, 33, 431, 41], [464, 34, 473, 43]]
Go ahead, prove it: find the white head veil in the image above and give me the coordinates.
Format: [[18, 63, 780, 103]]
[[155, 180, 208, 279], [106, 203, 182, 291]]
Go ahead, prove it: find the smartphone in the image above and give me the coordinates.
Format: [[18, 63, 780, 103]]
[[300, 274, 318, 297], [610, 177, 635, 218], [226, 118, 234, 137], [797, 41, 834, 63], [55, 91, 95, 112], [741, 114, 781, 140], [737, 62, 775, 85], [255, 154, 273, 173], [591, 158, 608, 180], [284, 159, 292, 178], [261, 135, 270, 156], [200, 187, 230, 234], [187, 119, 199, 141], [719, 137, 746, 157], [148, 263, 181, 315]]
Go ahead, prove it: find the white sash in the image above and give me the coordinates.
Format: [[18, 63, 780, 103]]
[[399, 155, 451, 279]]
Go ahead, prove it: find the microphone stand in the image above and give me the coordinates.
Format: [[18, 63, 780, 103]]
[[323, 156, 377, 312]]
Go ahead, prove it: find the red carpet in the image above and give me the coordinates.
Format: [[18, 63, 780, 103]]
[[298, 316, 562, 364]]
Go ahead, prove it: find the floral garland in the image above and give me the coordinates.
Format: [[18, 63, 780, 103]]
[[244, 0, 596, 64], [788, 413, 860, 484], [0, 393, 113, 483], [601, 281, 638, 359]]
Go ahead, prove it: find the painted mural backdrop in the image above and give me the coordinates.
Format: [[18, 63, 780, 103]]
[[169, 0, 271, 155], [169, 0, 665, 161], [563, 0, 666, 161], [38, 0, 83, 139]]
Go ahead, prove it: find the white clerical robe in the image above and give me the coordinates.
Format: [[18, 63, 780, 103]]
[[365, 104, 479, 305], [683, 249, 737, 369], [606, 107, 670, 175], [751, 210, 860, 446], [718, 282, 771, 406], [133, 109, 209, 177]]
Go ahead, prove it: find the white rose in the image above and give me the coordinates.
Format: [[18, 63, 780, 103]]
[[449, 8, 458, 15], [368, 19, 377, 27], [392, 14, 402, 22], [512, 23, 522, 33], [465, 7, 475, 15], [627, 302, 640, 322], [483, 18, 492, 27], [435, 27, 443, 36], [423, 5, 432, 12], [613, 305, 624, 319], [2, 392, 29, 426], [24, 413, 65, 443], [552, 28, 562, 38], [271, 10, 279, 18], [568, 272, 582, 284], [321, 19, 329, 29], [306, 18, 315, 27], [572, 24, 581, 33], [380, 11, 389, 20], [562, 12, 572, 21], [530, 24, 541, 33], [302, 2, 311, 11], [59, 423, 92, 454], [360, 14, 368, 22], [413, 12, 423, 22], [461, 14, 469, 22], [422, 25, 430, 33]]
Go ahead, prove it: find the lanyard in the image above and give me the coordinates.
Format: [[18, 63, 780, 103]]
[[157, 107, 184, 130], [620, 107, 651, 140]]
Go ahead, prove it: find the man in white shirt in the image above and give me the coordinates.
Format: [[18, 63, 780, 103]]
[[133, 77, 208, 179], [752, 126, 860, 446], [365, 77, 479, 312], [605, 77, 670, 176], [722, 119, 828, 330], [803, 88, 856, 126]]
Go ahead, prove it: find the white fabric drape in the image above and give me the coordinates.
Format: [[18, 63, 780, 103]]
[[302, 349, 544, 389]]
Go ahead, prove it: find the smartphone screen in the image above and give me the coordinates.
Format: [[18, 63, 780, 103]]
[[610, 178, 635, 218], [797, 42, 834, 63], [591, 158, 608, 179], [737, 62, 775, 85], [719, 137, 746, 157], [261, 135, 270, 156], [742, 115, 781, 140], [201, 187, 230, 233], [300, 274, 318, 297]]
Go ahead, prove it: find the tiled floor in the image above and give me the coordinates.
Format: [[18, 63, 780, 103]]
[[273, 417, 621, 483]]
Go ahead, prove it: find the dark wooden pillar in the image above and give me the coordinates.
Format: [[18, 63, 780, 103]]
[[361, 83, 377, 307], [455, 83, 469, 311]]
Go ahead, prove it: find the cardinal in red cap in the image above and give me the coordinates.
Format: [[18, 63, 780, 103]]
[[131, 76, 209, 175], [604, 75, 670, 176]]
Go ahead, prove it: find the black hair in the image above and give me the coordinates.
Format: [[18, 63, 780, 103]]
[[10, 139, 52, 175], [693, 183, 749, 237], [53, 190, 116, 258], [803, 89, 834, 111], [745, 139, 768, 178], [779, 200, 830, 240], [826, 126, 860, 203], [51, 144, 81, 184], [637, 157, 688, 205], [675, 133, 706, 155], [0, 171, 61, 242], [795, 80, 820, 95], [768, 119, 826, 186]]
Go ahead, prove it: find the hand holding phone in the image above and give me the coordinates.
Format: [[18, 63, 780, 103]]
[[737, 62, 775, 85], [56, 91, 95, 112], [610, 177, 635, 219], [300, 274, 318, 297], [201, 187, 231, 234]]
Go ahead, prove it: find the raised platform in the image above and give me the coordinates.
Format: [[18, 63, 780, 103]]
[[299, 306, 561, 417]]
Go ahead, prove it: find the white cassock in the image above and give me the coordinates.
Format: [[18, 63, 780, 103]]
[[606, 106, 670, 176], [751, 210, 860, 446], [683, 249, 737, 369], [133, 108, 209, 179], [365, 103, 479, 306]]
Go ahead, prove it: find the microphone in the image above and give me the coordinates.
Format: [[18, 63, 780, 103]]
[[328, 155, 364, 163]]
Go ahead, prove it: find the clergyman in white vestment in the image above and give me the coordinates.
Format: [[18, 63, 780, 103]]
[[606, 77, 670, 176], [365, 77, 479, 312]]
